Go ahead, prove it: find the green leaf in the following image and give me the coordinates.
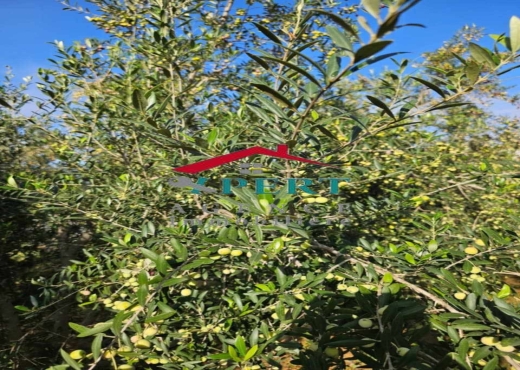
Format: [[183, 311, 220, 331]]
[[132, 89, 146, 111], [468, 43, 497, 67], [235, 335, 247, 357], [325, 25, 353, 52], [181, 258, 214, 270], [152, 93, 172, 119], [350, 125, 363, 143], [69, 322, 89, 334], [160, 277, 187, 288], [77, 321, 113, 337], [275, 267, 287, 287], [91, 334, 103, 360], [465, 62, 481, 84], [497, 284, 512, 298], [357, 16, 373, 36], [314, 125, 338, 140], [279, 44, 327, 77], [377, 13, 399, 38], [451, 322, 490, 331], [252, 22, 282, 44], [311, 9, 360, 40], [490, 33, 512, 50], [404, 253, 416, 265], [0, 97, 13, 109], [497, 64, 520, 76], [362, 0, 380, 19], [471, 346, 491, 363], [354, 41, 393, 63], [113, 310, 132, 334], [244, 344, 258, 361], [246, 52, 271, 70], [382, 272, 393, 284], [411, 77, 446, 98], [14, 305, 31, 312], [155, 255, 169, 275], [60, 349, 82, 370], [246, 103, 275, 124], [510, 16, 520, 52], [137, 284, 148, 306], [326, 54, 341, 81], [482, 356, 499, 370], [172, 238, 188, 261], [140, 248, 159, 263], [451, 52, 468, 66], [251, 83, 295, 109], [366, 95, 395, 119], [426, 102, 471, 112], [7, 176, 18, 188], [146, 92, 156, 111], [228, 346, 241, 362], [466, 293, 477, 311], [260, 56, 322, 87]]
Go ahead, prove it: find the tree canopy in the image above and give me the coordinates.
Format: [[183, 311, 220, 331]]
[[1, 0, 520, 369]]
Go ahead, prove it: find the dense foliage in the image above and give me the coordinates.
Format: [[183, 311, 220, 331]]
[[1, 0, 520, 369]]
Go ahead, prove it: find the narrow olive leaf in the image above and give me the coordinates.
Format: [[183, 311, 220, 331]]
[[351, 52, 408, 72], [426, 102, 471, 112], [411, 77, 446, 98], [280, 43, 326, 76], [60, 349, 82, 370], [69, 322, 88, 334], [497, 64, 520, 76], [255, 94, 288, 119], [468, 43, 497, 67], [314, 125, 339, 140], [354, 40, 393, 63], [357, 16, 374, 36], [367, 95, 395, 119], [451, 52, 467, 66], [252, 22, 282, 44], [261, 56, 322, 87], [482, 356, 499, 370], [311, 9, 360, 40], [7, 176, 18, 188], [326, 54, 341, 80], [349, 125, 363, 143], [77, 321, 113, 337], [132, 89, 146, 111], [243, 345, 258, 361], [490, 33, 511, 50], [395, 23, 426, 29], [91, 334, 103, 360], [510, 15, 520, 53], [246, 52, 271, 70], [465, 62, 481, 84], [377, 13, 399, 38], [325, 25, 353, 51], [152, 93, 172, 119], [251, 83, 295, 109], [146, 92, 156, 111], [246, 103, 275, 124], [0, 97, 13, 109], [398, 0, 422, 14], [362, 0, 380, 19]]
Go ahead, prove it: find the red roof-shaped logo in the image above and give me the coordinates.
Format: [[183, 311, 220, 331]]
[[173, 144, 329, 174]]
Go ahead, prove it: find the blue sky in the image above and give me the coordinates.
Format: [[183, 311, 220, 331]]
[[1, 0, 518, 115]]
